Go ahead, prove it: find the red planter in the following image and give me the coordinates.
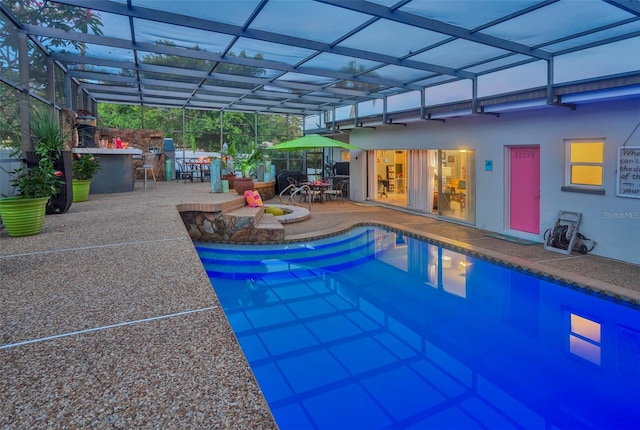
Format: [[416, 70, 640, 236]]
[[233, 177, 254, 195]]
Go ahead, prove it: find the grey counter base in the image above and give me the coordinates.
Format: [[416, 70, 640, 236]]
[[73, 148, 143, 194]]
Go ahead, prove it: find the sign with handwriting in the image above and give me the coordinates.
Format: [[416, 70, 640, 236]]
[[617, 146, 640, 199]]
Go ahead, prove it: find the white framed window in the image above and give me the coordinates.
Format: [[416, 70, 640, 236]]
[[565, 139, 604, 189]]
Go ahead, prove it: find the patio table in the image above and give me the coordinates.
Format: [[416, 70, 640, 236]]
[[301, 182, 330, 202], [185, 160, 210, 182]]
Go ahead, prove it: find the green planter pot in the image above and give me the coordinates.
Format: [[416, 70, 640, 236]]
[[72, 179, 92, 202], [0, 196, 49, 237]]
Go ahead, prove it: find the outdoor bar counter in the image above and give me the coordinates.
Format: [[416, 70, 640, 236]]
[[73, 148, 143, 193]]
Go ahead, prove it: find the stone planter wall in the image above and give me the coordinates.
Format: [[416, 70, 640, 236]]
[[254, 180, 276, 200], [179, 207, 283, 243]]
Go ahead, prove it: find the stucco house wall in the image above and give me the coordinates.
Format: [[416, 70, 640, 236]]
[[347, 98, 640, 265]]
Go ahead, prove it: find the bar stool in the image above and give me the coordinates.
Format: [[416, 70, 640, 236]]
[[137, 153, 158, 190]]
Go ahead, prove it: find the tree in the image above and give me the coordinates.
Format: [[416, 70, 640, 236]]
[[97, 103, 303, 154], [98, 104, 142, 129], [5, 1, 103, 48], [1, 1, 103, 86], [0, 83, 21, 151], [50, 22, 303, 154]]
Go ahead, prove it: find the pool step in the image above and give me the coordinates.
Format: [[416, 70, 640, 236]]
[[223, 206, 284, 242], [198, 229, 375, 275], [179, 195, 284, 242]]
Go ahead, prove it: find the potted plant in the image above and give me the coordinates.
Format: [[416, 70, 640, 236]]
[[232, 143, 265, 195], [0, 155, 63, 237], [71, 154, 101, 202], [26, 109, 73, 214]]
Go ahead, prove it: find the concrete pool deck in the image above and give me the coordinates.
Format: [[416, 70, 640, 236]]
[[1, 181, 638, 428]]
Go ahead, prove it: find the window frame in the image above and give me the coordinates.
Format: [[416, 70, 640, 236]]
[[563, 139, 605, 193]]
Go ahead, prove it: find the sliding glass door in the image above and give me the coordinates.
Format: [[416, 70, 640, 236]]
[[438, 150, 475, 224], [368, 149, 475, 225]]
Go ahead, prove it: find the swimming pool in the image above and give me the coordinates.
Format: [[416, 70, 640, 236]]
[[196, 226, 639, 430]]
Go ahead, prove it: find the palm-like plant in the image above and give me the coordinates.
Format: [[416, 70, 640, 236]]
[[233, 143, 265, 178], [30, 109, 68, 156], [25, 108, 74, 213], [1, 106, 65, 199]]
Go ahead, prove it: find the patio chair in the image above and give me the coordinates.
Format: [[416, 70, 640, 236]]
[[325, 180, 347, 202], [285, 176, 320, 204], [282, 177, 300, 201], [286, 177, 305, 201], [175, 159, 194, 183], [202, 163, 211, 181], [292, 177, 322, 203]]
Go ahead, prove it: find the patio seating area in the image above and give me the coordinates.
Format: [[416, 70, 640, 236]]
[[176, 158, 211, 183], [1, 182, 638, 427]]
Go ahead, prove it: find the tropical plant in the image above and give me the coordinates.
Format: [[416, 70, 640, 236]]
[[9, 156, 62, 199], [1, 107, 65, 199], [72, 154, 101, 180], [30, 108, 68, 156], [23, 108, 74, 213], [230, 142, 265, 178]]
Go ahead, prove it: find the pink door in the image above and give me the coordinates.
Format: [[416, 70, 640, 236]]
[[510, 146, 540, 234]]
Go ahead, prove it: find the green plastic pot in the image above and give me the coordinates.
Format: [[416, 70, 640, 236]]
[[72, 179, 92, 202], [0, 196, 49, 237]]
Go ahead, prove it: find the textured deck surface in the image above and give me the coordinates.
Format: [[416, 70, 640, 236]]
[[1, 181, 638, 428]]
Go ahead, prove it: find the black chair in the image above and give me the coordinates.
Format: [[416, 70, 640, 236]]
[[288, 176, 320, 203], [201, 162, 211, 182], [379, 179, 389, 197], [175, 159, 193, 182]]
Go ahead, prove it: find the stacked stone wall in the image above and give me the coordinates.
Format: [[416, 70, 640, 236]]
[[179, 208, 284, 243]]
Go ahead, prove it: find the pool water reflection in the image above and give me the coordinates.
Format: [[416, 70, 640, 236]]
[[196, 226, 639, 430]]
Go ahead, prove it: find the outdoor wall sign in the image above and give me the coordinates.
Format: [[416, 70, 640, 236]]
[[616, 146, 640, 199]]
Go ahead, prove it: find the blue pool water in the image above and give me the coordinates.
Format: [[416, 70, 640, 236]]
[[196, 226, 639, 430]]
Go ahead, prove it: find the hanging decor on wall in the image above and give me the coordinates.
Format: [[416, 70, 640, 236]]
[[616, 146, 640, 199]]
